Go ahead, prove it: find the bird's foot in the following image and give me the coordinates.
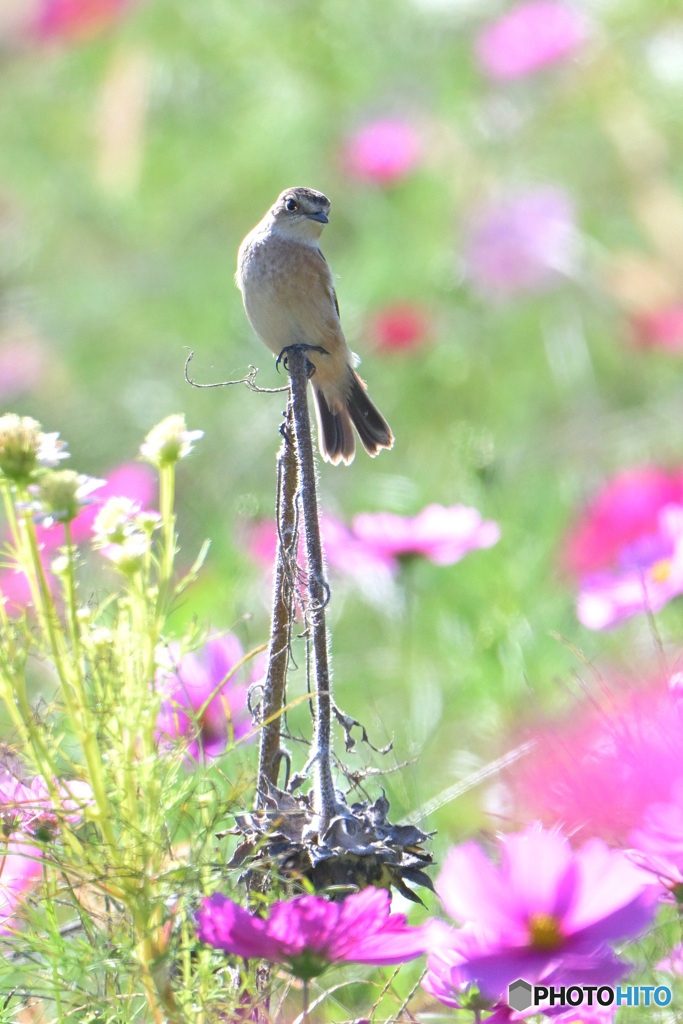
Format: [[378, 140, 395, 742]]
[[276, 344, 329, 378]]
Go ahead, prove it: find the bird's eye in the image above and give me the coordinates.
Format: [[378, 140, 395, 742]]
[[285, 198, 298, 212]]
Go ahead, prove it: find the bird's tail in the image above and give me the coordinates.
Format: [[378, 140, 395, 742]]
[[312, 370, 393, 466]]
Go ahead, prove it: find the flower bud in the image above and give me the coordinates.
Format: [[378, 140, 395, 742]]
[[0, 414, 68, 483], [139, 415, 204, 467]]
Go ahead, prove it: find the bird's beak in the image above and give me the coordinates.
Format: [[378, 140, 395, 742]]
[[307, 210, 329, 223]]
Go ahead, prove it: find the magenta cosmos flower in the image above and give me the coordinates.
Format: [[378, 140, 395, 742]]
[[197, 887, 430, 980], [510, 678, 683, 843], [352, 504, 500, 568], [475, 1, 587, 81], [577, 503, 683, 629], [429, 825, 655, 1001], [563, 465, 683, 576], [345, 119, 421, 185], [156, 634, 254, 760], [463, 187, 577, 299]]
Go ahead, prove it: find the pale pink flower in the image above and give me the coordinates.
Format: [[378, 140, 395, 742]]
[[0, 338, 49, 400], [0, 772, 93, 840], [476, 1, 587, 81], [197, 887, 430, 979], [246, 513, 397, 601], [352, 504, 500, 568], [369, 303, 431, 353], [0, 840, 43, 935], [345, 119, 421, 185], [510, 679, 683, 843], [156, 635, 254, 760], [562, 466, 683, 576], [577, 504, 683, 629], [463, 187, 577, 299], [429, 824, 655, 1003], [656, 943, 683, 974]]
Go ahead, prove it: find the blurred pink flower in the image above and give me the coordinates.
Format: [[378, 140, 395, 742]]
[[463, 187, 577, 299], [629, 778, 683, 896], [475, 1, 587, 81], [0, 773, 92, 840], [510, 679, 683, 843], [369, 303, 431, 353], [156, 634, 254, 760], [429, 824, 655, 1003], [0, 338, 49, 400], [35, 0, 133, 40], [577, 504, 683, 629], [632, 306, 683, 352], [563, 466, 683, 576], [657, 943, 683, 974], [345, 119, 421, 185], [247, 513, 397, 594], [197, 887, 430, 979], [352, 504, 500, 568], [0, 840, 43, 935]]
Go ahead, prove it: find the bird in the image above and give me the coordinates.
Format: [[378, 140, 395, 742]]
[[236, 186, 394, 466]]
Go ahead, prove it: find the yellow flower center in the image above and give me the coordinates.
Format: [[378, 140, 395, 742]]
[[528, 912, 563, 951], [649, 558, 672, 584]]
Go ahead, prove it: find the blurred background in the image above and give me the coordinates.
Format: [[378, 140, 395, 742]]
[[2, 0, 683, 842]]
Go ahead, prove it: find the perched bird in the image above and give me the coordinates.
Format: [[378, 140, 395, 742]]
[[236, 186, 394, 465]]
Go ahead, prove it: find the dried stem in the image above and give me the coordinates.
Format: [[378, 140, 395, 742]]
[[286, 348, 337, 833], [256, 401, 299, 803]]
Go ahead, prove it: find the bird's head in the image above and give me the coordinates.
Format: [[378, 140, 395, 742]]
[[268, 187, 331, 243]]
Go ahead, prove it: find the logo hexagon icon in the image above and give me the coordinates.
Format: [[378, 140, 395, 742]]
[[508, 978, 533, 1012]]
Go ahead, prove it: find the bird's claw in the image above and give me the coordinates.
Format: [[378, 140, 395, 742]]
[[275, 344, 329, 378]]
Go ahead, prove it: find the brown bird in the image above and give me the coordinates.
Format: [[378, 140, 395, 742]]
[[236, 186, 394, 465]]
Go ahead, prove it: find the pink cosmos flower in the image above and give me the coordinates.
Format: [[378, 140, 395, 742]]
[[246, 513, 397, 605], [577, 503, 683, 629], [632, 306, 683, 353], [369, 303, 431, 353], [0, 840, 43, 935], [463, 188, 577, 299], [197, 887, 430, 980], [0, 772, 93, 840], [345, 119, 421, 185], [629, 778, 683, 897], [352, 504, 500, 568], [563, 466, 683, 576], [510, 678, 683, 843], [156, 634, 255, 760], [35, 0, 133, 40], [475, 2, 587, 81], [429, 825, 655, 1003]]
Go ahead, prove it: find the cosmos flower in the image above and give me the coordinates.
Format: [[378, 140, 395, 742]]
[[509, 678, 683, 844], [475, 1, 587, 81], [463, 187, 578, 299], [563, 466, 683, 576], [576, 504, 683, 629], [156, 634, 255, 760], [352, 504, 500, 567], [197, 887, 430, 980], [345, 119, 421, 185], [429, 824, 655, 1001], [0, 841, 43, 936]]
